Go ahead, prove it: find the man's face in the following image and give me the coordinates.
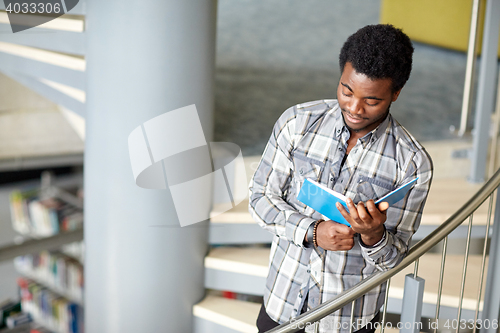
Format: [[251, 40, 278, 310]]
[[337, 62, 401, 137]]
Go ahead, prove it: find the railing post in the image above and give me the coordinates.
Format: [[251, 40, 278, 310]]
[[480, 189, 500, 333], [400, 274, 425, 333], [458, 0, 482, 136], [469, 0, 500, 182]]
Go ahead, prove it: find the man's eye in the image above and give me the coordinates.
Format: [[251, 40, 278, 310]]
[[341, 91, 351, 97], [366, 101, 378, 106]]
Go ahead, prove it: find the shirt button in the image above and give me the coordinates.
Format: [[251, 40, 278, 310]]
[[298, 294, 303, 298], [299, 169, 303, 175], [338, 147, 342, 150], [307, 269, 311, 273], [330, 177, 334, 182], [294, 309, 298, 312]]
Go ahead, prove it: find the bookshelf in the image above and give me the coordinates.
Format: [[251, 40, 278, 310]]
[[17, 277, 82, 333], [1, 172, 84, 333], [9, 172, 83, 238], [14, 251, 83, 306]]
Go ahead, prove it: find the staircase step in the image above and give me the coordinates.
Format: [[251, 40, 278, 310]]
[[192, 295, 419, 333], [205, 247, 268, 295], [4, 71, 85, 117], [211, 200, 254, 224], [0, 107, 84, 171], [193, 295, 259, 333], [420, 178, 489, 225], [0, 21, 85, 56], [210, 200, 273, 245], [0, 50, 86, 91]]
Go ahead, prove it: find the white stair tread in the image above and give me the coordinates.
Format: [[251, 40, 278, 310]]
[[194, 296, 405, 333], [194, 295, 260, 333], [194, 295, 418, 333], [0, 41, 85, 70], [211, 200, 255, 224], [206, 247, 487, 310], [421, 178, 489, 225], [205, 247, 269, 277]]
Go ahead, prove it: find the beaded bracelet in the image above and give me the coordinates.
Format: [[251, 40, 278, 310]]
[[313, 219, 324, 247]]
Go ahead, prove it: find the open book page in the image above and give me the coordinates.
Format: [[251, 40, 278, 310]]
[[307, 179, 348, 202], [296, 178, 351, 226], [374, 177, 418, 205]]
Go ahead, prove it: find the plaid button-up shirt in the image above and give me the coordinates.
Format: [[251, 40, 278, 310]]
[[249, 99, 433, 333]]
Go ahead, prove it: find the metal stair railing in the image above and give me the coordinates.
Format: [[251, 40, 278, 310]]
[[267, 167, 500, 333]]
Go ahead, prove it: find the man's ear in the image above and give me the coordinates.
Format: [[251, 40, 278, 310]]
[[392, 89, 402, 102]]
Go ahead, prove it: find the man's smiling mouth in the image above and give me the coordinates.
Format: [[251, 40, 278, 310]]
[[342, 109, 368, 123]]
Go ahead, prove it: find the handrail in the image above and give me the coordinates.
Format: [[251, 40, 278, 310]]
[[267, 167, 500, 333]]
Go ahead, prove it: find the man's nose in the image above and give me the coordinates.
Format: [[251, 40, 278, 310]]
[[347, 98, 362, 115]]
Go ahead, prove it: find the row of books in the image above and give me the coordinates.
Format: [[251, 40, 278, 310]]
[[14, 251, 84, 304], [9, 188, 83, 237], [1, 298, 57, 332], [1, 299, 26, 329], [18, 277, 82, 333]]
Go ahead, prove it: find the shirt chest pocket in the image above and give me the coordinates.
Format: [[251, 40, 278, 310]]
[[355, 175, 395, 202], [289, 152, 325, 197]]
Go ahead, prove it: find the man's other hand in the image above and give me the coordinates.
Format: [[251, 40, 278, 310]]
[[316, 220, 356, 251], [336, 199, 388, 246]]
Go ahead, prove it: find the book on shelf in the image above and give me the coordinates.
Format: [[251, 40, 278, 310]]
[[17, 278, 82, 333], [297, 177, 418, 227], [0, 300, 21, 329], [5, 312, 32, 329], [14, 251, 84, 305], [9, 187, 83, 237]]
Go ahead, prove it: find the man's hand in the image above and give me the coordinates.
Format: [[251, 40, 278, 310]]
[[316, 220, 356, 251], [336, 199, 389, 246]]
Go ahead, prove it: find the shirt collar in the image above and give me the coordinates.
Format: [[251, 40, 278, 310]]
[[332, 106, 392, 147], [359, 113, 391, 147]]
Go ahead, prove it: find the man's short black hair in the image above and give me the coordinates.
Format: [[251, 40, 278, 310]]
[[339, 24, 414, 92]]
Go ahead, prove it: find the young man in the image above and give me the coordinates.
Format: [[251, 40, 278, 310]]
[[249, 24, 433, 333]]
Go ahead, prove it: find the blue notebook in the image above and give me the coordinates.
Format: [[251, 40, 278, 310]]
[[297, 177, 418, 227]]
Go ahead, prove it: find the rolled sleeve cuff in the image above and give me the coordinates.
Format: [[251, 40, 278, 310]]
[[359, 227, 392, 262], [286, 213, 317, 248]]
